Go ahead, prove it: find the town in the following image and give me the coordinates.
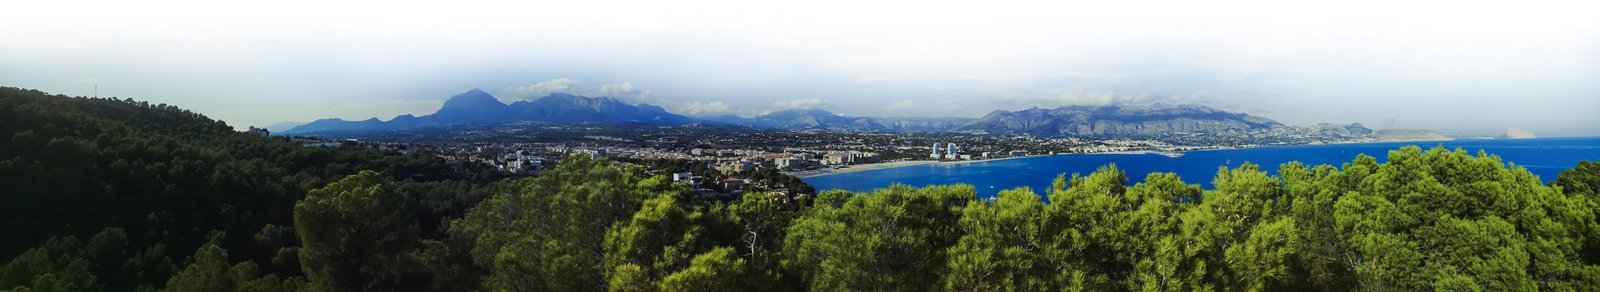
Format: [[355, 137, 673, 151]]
[[271, 122, 1378, 199]]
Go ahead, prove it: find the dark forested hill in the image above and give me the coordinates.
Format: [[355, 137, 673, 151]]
[[0, 87, 500, 291]]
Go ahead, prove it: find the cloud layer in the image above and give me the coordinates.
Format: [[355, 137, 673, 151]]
[[676, 101, 733, 116], [772, 98, 830, 110], [2, 1, 1596, 135], [506, 78, 651, 101], [1000, 91, 1198, 108]]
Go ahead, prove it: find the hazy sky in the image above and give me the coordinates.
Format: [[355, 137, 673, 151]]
[[3, 0, 1597, 135]]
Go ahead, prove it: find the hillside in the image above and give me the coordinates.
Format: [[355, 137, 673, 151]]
[[956, 103, 1285, 138], [702, 109, 976, 133], [740, 108, 888, 131], [1313, 122, 1374, 138], [872, 116, 978, 133]]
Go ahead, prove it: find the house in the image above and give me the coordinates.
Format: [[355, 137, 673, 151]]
[[722, 178, 747, 192], [246, 126, 270, 138], [672, 172, 704, 188], [715, 160, 756, 175], [766, 188, 793, 202]]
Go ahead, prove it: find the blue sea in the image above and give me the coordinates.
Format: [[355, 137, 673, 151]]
[[805, 137, 1600, 199]]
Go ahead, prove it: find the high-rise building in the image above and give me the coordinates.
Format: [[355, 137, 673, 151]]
[[931, 143, 943, 159], [947, 143, 959, 159]]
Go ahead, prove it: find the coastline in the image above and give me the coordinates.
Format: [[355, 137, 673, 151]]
[[791, 137, 1525, 179], [791, 160, 939, 178], [792, 155, 1056, 178]]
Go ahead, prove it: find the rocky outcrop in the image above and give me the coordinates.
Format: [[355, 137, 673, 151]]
[[1499, 128, 1537, 139], [1314, 123, 1374, 138]]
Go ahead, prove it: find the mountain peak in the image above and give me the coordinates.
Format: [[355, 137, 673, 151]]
[[444, 89, 500, 105], [527, 93, 618, 108], [285, 89, 697, 134], [431, 89, 512, 121]]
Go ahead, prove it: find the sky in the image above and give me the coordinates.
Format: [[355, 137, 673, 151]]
[[2, 0, 1597, 136]]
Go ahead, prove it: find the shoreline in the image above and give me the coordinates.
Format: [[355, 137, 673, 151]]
[[790, 160, 938, 178], [792, 155, 1056, 178], [790, 151, 1178, 178], [791, 137, 1528, 179]]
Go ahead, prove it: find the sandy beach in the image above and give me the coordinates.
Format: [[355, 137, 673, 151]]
[[790, 155, 1051, 178], [790, 160, 938, 178]]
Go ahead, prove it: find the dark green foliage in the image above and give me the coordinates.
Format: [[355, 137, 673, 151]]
[[0, 87, 492, 291], [944, 187, 1052, 291], [0, 235, 99, 291], [657, 247, 751, 291], [782, 184, 970, 290], [163, 243, 303, 292], [293, 171, 418, 291], [452, 155, 663, 291], [1555, 160, 1600, 196]]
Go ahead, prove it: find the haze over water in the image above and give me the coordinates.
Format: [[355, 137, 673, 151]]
[[807, 137, 1600, 199]]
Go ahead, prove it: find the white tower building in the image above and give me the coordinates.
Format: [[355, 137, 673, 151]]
[[931, 143, 943, 159]]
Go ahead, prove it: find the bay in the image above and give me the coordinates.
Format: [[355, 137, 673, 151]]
[[805, 137, 1600, 199]]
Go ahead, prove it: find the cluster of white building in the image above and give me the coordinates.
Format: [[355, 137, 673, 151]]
[[691, 149, 881, 172], [930, 143, 971, 160], [822, 151, 881, 166], [486, 148, 544, 174]]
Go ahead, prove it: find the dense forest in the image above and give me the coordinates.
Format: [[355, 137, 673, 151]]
[[4, 86, 1600, 291]]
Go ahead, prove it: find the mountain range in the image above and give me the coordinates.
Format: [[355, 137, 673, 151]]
[[697, 109, 975, 133], [283, 89, 696, 134], [282, 89, 1414, 140], [954, 104, 1285, 137]]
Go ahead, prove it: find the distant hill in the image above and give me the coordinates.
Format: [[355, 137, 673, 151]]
[[509, 92, 696, 124], [1372, 129, 1452, 141], [955, 103, 1285, 138], [704, 109, 977, 133], [282, 91, 1448, 141], [873, 116, 978, 133], [1499, 128, 1537, 139], [1314, 123, 1374, 138], [283, 89, 696, 135], [743, 109, 887, 131], [262, 121, 306, 133]]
